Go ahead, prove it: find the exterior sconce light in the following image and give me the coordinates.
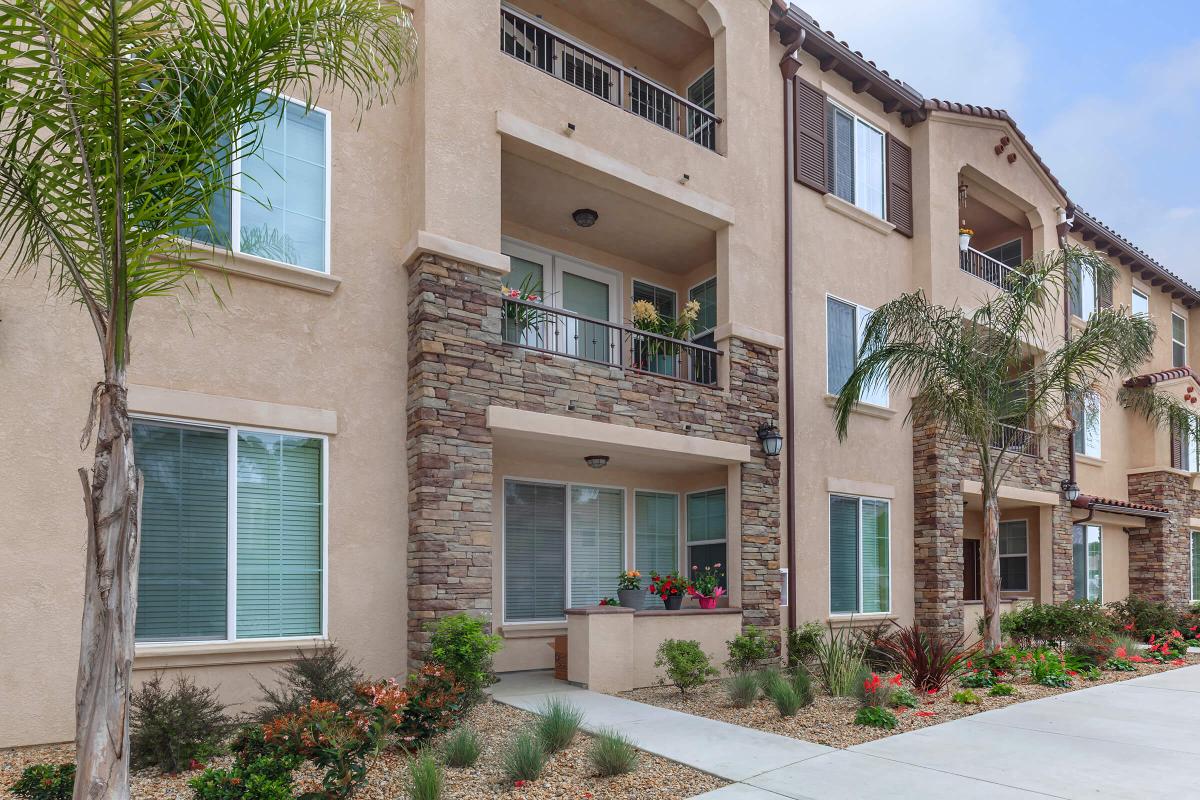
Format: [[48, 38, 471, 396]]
[[1061, 479, 1081, 502], [584, 455, 609, 469], [757, 423, 783, 457], [572, 208, 599, 228]]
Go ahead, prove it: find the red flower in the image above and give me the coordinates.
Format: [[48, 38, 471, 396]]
[[889, 674, 903, 687], [916, 710, 937, 717], [863, 673, 881, 694], [1149, 633, 1156, 644], [927, 688, 938, 695], [1066, 670, 1078, 676], [1170, 658, 1187, 666], [895, 705, 909, 712], [1124, 622, 1135, 631], [515, 780, 527, 787]]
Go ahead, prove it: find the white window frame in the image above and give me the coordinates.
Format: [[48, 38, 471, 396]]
[[1132, 287, 1149, 317], [501, 237, 622, 323], [132, 414, 329, 648], [826, 99, 887, 219], [688, 275, 718, 342], [633, 488, 683, 577], [632, 279, 678, 318], [684, 486, 727, 575], [1074, 390, 1102, 458], [826, 293, 889, 408], [1192, 530, 1200, 603], [500, 475, 627, 625], [1072, 261, 1098, 320], [1183, 425, 1200, 473], [1173, 312, 1188, 368], [1074, 523, 1103, 602], [998, 520, 1029, 593], [827, 493, 892, 617], [225, 92, 332, 274]]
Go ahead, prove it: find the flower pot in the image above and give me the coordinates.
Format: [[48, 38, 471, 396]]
[[645, 353, 677, 377], [697, 596, 718, 610], [617, 588, 646, 611], [959, 233, 971, 253], [662, 594, 683, 611]]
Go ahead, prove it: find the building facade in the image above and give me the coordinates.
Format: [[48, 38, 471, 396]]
[[1, 0, 1197, 746]]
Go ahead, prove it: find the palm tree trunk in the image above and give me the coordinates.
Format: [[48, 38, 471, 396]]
[[981, 494, 1002, 651], [73, 371, 140, 800]]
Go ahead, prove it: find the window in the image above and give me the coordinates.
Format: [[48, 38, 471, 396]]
[[1072, 391, 1101, 458], [1072, 524, 1102, 602], [689, 277, 718, 384], [999, 521, 1029, 592], [133, 420, 325, 643], [686, 489, 726, 589], [1193, 531, 1200, 602], [829, 494, 890, 614], [963, 538, 981, 601], [687, 68, 716, 149], [1174, 420, 1200, 472], [502, 480, 625, 622], [194, 94, 330, 273], [1173, 313, 1187, 368], [827, 296, 888, 407], [1132, 288, 1149, 317], [633, 281, 677, 319], [1070, 261, 1097, 319], [826, 103, 885, 217], [636, 491, 678, 578], [983, 239, 1023, 269]]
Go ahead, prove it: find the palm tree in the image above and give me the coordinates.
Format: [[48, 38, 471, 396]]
[[0, 1, 415, 796], [832, 247, 1167, 651]]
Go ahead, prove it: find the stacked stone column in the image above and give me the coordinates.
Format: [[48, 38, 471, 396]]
[[1128, 470, 1195, 606]]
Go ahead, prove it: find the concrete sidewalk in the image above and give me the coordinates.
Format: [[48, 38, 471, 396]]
[[492, 666, 1200, 799]]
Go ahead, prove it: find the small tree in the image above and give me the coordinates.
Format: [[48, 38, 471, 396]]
[[0, 2, 415, 796], [833, 248, 1161, 650]]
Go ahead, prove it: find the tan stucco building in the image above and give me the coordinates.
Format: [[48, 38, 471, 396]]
[[2, 0, 1198, 747]]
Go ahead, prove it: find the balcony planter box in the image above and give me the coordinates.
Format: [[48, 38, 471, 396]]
[[617, 588, 646, 611]]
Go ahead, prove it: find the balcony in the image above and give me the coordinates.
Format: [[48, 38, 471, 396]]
[[961, 246, 1022, 292], [500, 5, 720, 150], [991, 422, 1040, 457], [502, 297, 721, 387]]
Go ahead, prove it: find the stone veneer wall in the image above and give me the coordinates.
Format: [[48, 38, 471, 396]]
[[912, 420, 1072, 635], [1127, 471, 1195, 606], [406, 254, 782, 667]]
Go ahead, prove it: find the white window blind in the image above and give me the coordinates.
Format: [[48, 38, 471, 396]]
[[504, 481, 567, 622], [998, 521, 1029, 592], [569, 486, 624, 608], [827, 296, 888, 407], [636, 491, 678, 577], [830, 494, 890, 614]]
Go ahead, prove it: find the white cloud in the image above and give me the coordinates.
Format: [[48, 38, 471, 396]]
[[794, 0, 1030, 109]]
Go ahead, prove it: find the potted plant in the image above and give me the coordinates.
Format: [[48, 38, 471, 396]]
[[616, 570, 645, 611], [650, 570, 685, 610], [958, 226, 974, 253], [500, 273, 546, 345], [630, 298, 701, 377], [688, 563, 726, 609]]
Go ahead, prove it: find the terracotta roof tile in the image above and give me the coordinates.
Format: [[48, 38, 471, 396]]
[[1073, 494, 1169, 517], [1124, 367, 1200, 388]]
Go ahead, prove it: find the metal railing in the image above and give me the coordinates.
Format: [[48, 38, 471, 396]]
[[501, 297, 721, 387], [991, 423, 1040, 457], [500, 6, 720, 150], [960, 247, 1022, 292]]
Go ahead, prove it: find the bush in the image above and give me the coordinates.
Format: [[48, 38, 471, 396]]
[[1039, 673, 1073, 688], [891, 686, 918, 709], [854, 669, 900, 708], [786, 622, 824, 671], [852, 620, 898, 672], [405, 752, 443, 800], [1068, 633, 1115, 667], [589, 728, 638, 777], [988, 683, 1015, 697], [253, 641, 363, 722], [951, 689, 980, 705], [1107, 598, 1180, 636], [875, 621, 977, 693], [655, 639, 718, 695], [1081, 666, 1103, 681], [501, 731, 545, 783], [726, 625, 776, 674], [725, 672, 760, 708], [789, 665, 814, 706], [1028, 650, 1069, 687], [959, 669, 994, 689], [853, 706, 897, 729], [441, 727, 482, 768], [10, 764, 74, 800], [131, 673, 231, 773], [1103, 657, 1136, 672], [190, 754, 298, 800], [815, 623, 866, 697], [534, 698, 583, 754], [426, 613, 502, 703], [400, 664, 468, 743], [761, 667, 812, 717], [996, 601, 1112, 648]]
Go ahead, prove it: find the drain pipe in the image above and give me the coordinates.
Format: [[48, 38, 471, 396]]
[[1058, 207, 1078, 497], [779, 35, 803, 633]]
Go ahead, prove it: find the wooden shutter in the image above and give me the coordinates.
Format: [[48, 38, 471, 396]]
[[793, 78, 828, 193], [1097, 269, 1114, 309], [1172, 421, 1184, 470], [886, 134, 914, 237]]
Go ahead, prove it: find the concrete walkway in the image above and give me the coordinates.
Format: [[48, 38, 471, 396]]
[[491, 666, 1200, 799]]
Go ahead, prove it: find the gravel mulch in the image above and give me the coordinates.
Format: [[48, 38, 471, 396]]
[[1, 701, 725, 800], [621, 656, 1200, 749]]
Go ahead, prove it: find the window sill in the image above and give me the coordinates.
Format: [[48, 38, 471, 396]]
[[827, 613, 896, 625], [135, 636, 326, 660], [191, 246, 341, 295], [824, 393, 895, 420], [823, 193, 895, 236], [498, 622, 567, 639], [1075, 454, 1105, 467]]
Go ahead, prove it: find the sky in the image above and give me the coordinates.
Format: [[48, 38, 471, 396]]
[[794, 0, 1200, 286]]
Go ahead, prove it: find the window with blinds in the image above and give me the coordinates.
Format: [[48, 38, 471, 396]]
[[132, 420, 325, 643], [1072, 524, 1102, 602], [632, 281, 677, 319], [636, 491, 679, 577], [827, 296, 888, 407], [826, 103, 884, 217], [1072, 391, 1101, 458], [999, 521, 1029, 592], [687, 489, 726, 589], [569, 486, 624, 608], [504, 481, 567, 622], [829, 494, 890, 614]]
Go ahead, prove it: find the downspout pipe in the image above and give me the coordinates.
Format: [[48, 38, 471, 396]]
[[1058, 208, 1077, 494]]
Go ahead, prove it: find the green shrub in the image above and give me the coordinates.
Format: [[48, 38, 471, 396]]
[[853, 706, 897, 729], [786, 622, 824, 670], [854, 668, 898, 708], [1081, 666, 1103, 681], [589, 728, 638, 777], [788, 665, 814, 706], [1068, 633, 1115, 667], [1103, 657, 1137, 672], [426, 613, 503, 703], [534, 698, 583, 754], [655, 639, 718, 695], [1039, 673, 1073, 688], [852, 620, 899, 672], [891, 687, 918, 708], [1107, 598, 1180, 636], [725, 672, 760, 708], [441, 727, 482, 768], [815, 623, 866, 697], [1027, 650, 1069, 687], [9, 764, 74, 800], [131, 673, 231, 773], [988, 683, 1015, 697], [959, 669, 994, 689], [952, 689, 980, 705], [764, 679, 803, 717], [399, 664, 468, 743], [252, 641, 364, 722], [405, 752, 443, 800], [189, 754, 298, 800], [996, 601, 1112, 647], [726, 625, 776, 673], [501, 731, 546, 783]]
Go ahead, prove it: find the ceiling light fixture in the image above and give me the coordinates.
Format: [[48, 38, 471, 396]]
[[584, 455, 609, 469], [572, 208, 599, 228]]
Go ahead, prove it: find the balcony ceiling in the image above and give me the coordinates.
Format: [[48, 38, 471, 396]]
[[493, 427, 731, 478], [501, 153, 716, 274], [540, 0, 710, 70]]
